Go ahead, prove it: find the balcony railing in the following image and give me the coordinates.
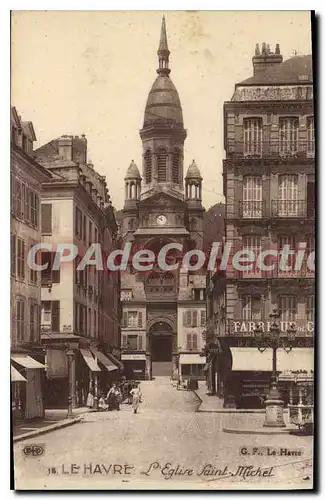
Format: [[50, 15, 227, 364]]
[[227, 140, 315, 160], [233, 260, 314, 279], [227, 318, 314, 337], [237, 200, 267, 219], [272, 200, 314, 218]]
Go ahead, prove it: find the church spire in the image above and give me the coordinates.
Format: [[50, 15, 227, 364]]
[[157, 16, 170, 76]]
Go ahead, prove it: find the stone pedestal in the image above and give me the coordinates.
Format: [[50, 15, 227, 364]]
[[263, 398, 286, 428]]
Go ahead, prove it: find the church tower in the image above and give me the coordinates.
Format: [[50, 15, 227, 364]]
[[121, 17, 206, 382], [140, 16, 187, 197]]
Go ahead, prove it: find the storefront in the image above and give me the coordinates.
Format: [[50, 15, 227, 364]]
[[178, 354, 206, 381], [11, 352, 45, 420], [226, 347, 314, 409], [121, 353, 147, 380]]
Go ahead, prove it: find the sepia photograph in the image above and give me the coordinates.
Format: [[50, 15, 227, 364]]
[[10, 10, 315, 490]]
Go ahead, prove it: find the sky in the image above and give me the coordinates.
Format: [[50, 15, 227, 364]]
[[11, 11, 312, 210]]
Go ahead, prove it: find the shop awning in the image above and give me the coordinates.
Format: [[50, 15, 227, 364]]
[[230, 348, 314, 372], [11, 365, 27, 382], [277, 348, 314, 373], [11, 354, 45, 369], [80, 349, 101, 372], [90, 347, 118, 372], [107, 353, 123, 370], [121, 353, 146, 361], [179, 354, 206, 365]]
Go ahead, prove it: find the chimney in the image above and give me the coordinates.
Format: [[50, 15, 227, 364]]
[[252, 42, 283, 76], [58, 135, 73, 161]]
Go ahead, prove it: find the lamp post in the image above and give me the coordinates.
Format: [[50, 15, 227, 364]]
[[254, 308, 296, 428], [66, 347, 76, 419]]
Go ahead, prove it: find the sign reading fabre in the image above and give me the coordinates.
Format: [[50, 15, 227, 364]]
[[230, 321, 314, 335]]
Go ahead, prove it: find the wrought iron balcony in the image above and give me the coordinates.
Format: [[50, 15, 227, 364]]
[[272, 200, 314, 218], [227, 140, 315, 160], [237, 200, 267, 219]]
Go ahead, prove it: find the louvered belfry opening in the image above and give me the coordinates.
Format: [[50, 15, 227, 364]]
[[172, 149, 180, 184], [144, 149, 152, 184], [157, 148, 167, 182]]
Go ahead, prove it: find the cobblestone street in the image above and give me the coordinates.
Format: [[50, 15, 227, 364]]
[[14, 378, 313, 490]]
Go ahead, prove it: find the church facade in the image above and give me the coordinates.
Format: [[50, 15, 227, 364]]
[[120, 18, 207, 380]]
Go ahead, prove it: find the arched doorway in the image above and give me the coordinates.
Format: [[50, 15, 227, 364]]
[[150, 322, 173, 377]]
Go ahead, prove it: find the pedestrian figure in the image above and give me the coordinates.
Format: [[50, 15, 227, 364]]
[[98, 393, 108, 411], [130, 383, 142, 414], [86, 381, 94, 408], [107, 384, 121, 411], [127, 382, 133, 404]]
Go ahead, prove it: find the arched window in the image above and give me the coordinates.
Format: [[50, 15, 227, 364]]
[[144, 150, 152, 184], [172, 149, 181, 184], [157, 148, 167, 182]]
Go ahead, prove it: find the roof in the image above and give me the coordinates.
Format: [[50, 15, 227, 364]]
[[125, 160, 141, 179], [143, 75, 183, 127], [186, 160, 201, 179], [238, 54, 313, 86]]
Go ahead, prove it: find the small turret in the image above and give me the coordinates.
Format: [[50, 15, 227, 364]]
[[185, 160, 202, 201], [124, 160, 141, 202]]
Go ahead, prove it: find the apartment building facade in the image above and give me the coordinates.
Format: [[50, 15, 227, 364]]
[[10, 107, 52, 420], [211, 46, 315, 408], [35, 135, 121, 408]]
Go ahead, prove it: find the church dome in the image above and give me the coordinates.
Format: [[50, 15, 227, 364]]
[[186, 160, 201, 179], [125, 160, 141, 179], [143, 76, 184, 127]]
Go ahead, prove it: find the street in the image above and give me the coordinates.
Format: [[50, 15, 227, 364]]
[[14, 378, 313, 490]]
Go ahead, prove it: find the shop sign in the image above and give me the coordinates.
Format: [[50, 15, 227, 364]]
[[230, 320, 314, 334], [121, 354, 146, 361]]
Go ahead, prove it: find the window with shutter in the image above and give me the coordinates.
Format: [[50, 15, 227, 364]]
[[122, 311, 128, 328], [192, 334, 198, 350], [17, 238, 25, 279], [16, 298, 25, 342], [243, 118, 262, 156], [122, 334, 128, 347], [138, 335, 143, 350], [51, 301, 60, 331], [82, 215, 87, 243], [192, 310, 198, 327], [200, 310, 206, 327], [184, 310, 191, 327], [279, 295, 297, 322], [11, 234, 16, 276], [29, 300, 38, 342], [186, 333, 192, 350], [29, 242, 38, 284], [138, 311, 143, 328], [41, 252, 60, 284], [41, 204, 52, 234]]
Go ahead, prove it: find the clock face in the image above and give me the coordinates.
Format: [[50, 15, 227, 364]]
[[156, 214, 167, 226]]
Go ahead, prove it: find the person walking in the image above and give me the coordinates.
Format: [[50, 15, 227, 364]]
[[130, 383, 142, 414]]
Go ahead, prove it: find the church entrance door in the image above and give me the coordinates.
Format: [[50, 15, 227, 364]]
[[150, 322, 173, 377]]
